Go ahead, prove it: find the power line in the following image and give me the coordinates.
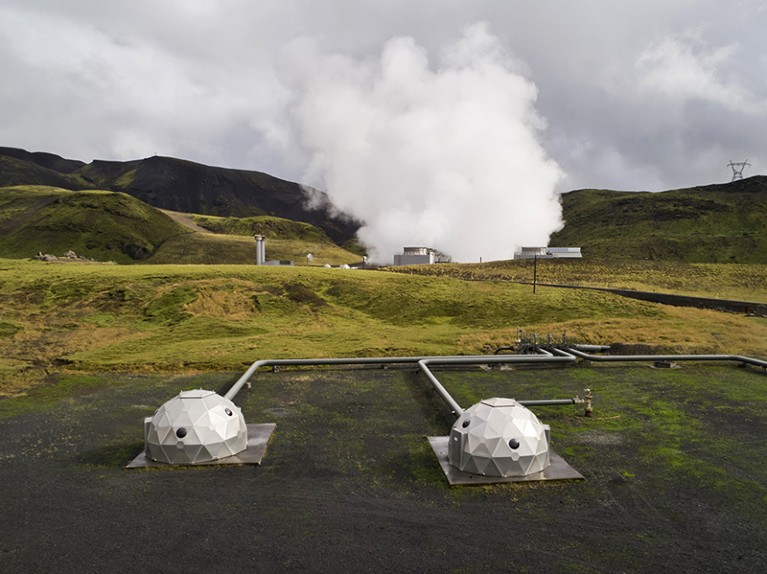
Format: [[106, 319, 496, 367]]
[[727, 159, 751, 181]]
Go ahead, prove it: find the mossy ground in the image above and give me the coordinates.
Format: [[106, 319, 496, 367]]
[[1, 363, 765, 572]]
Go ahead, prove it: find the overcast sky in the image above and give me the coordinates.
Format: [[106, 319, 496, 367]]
[[1, 1, 766, 260]]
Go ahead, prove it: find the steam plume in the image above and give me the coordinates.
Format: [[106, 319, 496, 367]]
[[285, 23, 563, 263]]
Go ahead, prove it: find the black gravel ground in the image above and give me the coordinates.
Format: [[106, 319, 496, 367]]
[[2, 364, 766, 573]]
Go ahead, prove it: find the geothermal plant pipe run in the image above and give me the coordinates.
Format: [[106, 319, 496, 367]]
[[141, 344, 767, 469], [415, 356, 583, 416], [560, 346, 767, 369], [224, 352, 581, 416], [224, 346, 767, 415]]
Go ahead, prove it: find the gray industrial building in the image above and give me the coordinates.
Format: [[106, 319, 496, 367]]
[[393, 246, 452, 266]]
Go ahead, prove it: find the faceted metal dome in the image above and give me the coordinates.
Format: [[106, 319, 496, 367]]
[[144, 389, 248, 465], [448, 398, 551, 477]]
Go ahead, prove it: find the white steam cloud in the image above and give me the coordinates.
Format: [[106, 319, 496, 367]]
[[283, 23, 564, 263]]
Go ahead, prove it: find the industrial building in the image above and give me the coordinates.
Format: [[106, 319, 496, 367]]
[[514, 247, 582, 260], [393, 246, 451, 266]]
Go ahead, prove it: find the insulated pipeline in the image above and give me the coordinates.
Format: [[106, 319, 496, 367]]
[[416, 353, 577, 416], [225, 352, 579, 416], [226, 347, 767, 408], [224, 356, 452, 401], [558, 347, 767, 369]]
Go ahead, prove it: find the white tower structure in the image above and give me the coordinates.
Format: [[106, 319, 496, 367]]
[[254, 234, 265, 265]]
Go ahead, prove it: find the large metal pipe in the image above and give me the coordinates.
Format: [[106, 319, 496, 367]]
[[558, 347, 767, 369], [225, 352, 578, 406], [227, 346, 767, 400], [225, 356, 443, 401], [223, 347, 766, 415], [223, 351, 578, 416], [416, 360, 465, 416], [569, 344, 612, 352], [416, 353, 578, 416]]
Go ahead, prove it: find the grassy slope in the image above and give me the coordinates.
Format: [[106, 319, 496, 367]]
[[388, 259, 767, 301], [550, 176, 767, 263], [190, 213, 332, 241], [146, 232, 360, 266], [0, 185, 190, 262], [0, 185, 360, 265], [1, 259, 765, 396]]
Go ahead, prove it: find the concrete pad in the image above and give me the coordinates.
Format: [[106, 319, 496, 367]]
[[427, 436, 584, 485], [126, 423, 276, 469]]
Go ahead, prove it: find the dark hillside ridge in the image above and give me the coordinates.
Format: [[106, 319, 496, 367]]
[[0, 147, 360, 245], [550, 175, 767, 263], [0, 146, 86, 173], [0, 154, 92, 191]]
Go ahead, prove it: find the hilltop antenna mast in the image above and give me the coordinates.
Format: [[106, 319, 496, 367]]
[[727, 159, 751, 181]]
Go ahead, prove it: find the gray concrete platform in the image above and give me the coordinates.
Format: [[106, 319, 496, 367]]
[[427, 436, 584, 485], [126, 423, 276, 468]]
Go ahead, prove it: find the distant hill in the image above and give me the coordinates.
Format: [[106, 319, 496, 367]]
[[0, 184, 361, 265], [0, 185, 190, 263], [550, 176, 767, 263], [0, 147, 360, 247], [5, 146, 766, 265]]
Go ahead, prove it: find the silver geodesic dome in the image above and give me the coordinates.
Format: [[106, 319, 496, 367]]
[[144, 389, 248, 465], [448, 398, 551, 477]]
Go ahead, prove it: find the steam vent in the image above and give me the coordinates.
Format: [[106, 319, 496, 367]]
[[144, 389, 248, 464], [448, 398, 551, 477]]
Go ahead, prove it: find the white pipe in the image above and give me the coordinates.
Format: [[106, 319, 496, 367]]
[[223, 347, 767, 414], [224, 352, 578, 414], [560, 347, 767, 368]]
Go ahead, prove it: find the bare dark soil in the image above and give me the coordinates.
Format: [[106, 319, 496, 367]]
[[1, 364, 766, 573]]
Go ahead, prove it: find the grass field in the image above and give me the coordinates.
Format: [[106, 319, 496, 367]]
[[146, 231, 360, 266], [388, 259, 767, 301], [1, 258, 766, 397]]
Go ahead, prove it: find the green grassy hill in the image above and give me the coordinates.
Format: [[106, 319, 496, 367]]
[[0, 186, 190, 262], [5, 146, 767, 264], [0, 147, 361, 247], [190, 213, 332, 242], [2, 259, 765, 396], [0, 185, 361, 265], [550, 176, 767, 262], [146, 232, 360, 266]]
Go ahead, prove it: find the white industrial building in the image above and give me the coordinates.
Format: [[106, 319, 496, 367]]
[[393, 246, 451, 266], [514, 247, 582, 260]]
